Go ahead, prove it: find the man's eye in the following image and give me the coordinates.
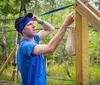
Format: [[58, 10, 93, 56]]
[[27, 23, 31, 26]]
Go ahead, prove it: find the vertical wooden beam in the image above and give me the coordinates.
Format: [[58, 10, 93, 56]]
[[76, 11, 82, 85], [82, 16, 88, 85], [75, 0, 89, 85]]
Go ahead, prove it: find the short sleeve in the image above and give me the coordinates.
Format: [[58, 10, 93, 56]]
[[22, 42, 37, 57], [34, 34, 40, 44]]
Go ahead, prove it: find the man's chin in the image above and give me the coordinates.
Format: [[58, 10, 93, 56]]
[[33, 33, 36, 36]]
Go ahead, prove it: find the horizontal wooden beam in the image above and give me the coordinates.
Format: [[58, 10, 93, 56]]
[[74, 0, 100, 32]]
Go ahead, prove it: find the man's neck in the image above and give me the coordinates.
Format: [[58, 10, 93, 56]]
[[23, 35, 34, 42]]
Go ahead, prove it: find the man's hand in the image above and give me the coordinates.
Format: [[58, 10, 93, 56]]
[[63, 12, 75, 27], [32, 15, 55, 40], [32, 16, 42, 22]]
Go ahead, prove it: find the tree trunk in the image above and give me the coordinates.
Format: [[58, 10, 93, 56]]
[[58, 43, 71, 77], [61, 56, 71, 77], [68, 55, 73, 66], [11, 0, 27, 82], [2, 31, 6, 63]]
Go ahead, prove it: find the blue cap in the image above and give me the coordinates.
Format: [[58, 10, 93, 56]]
[[15, 13, 33, 34]]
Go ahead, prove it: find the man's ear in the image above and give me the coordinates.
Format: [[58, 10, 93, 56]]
[[22, 29, 25, 34]]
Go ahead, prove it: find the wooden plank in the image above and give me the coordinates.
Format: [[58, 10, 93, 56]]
[[75, 11, 82, 85], [75, 0, 89, 85], [81, 17, 89, 85], [0, 44, 18, 75], [75, 0, 100, 31], [75, 11, 89, 85], [87, 3, 100, 18]]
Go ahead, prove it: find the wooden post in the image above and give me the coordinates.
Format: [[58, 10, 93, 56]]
[[75, 0, 89, 85]]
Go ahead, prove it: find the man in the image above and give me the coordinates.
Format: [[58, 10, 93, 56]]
[[15, 12, 74, 85]]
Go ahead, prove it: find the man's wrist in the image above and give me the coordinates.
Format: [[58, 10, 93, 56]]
[[62, 22, 68, 28], [38, 20, 45, 25]]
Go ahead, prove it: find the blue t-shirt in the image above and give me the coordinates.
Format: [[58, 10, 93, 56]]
[[17, 35, 46, 85]]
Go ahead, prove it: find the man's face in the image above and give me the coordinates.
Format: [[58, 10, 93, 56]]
[[22, 21, 36, 36]]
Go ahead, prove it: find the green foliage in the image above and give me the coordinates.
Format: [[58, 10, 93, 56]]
[[0, 0, 19, 16], [47, 64, 66, 77], [88, 28, 100, 58], [0, 74, 11, 80], [47, 59, 55, 66], [89, 65, 100, 82]]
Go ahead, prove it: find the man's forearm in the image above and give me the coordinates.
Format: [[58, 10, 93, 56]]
[[47, 12, 74, 52], [36, 17, 55, 31], [48, 24, 68, 51], [42, 21, 55, 31]]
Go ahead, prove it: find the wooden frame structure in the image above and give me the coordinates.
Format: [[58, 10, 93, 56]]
[[0, 44, 18, 74], [75, 0, 100, 85], [0, 0, 100, 85], [0, 44, 18, 84]]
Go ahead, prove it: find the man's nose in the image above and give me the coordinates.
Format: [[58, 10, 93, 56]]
[[32, 23, 35, 26], [32, 23, 35, 27]]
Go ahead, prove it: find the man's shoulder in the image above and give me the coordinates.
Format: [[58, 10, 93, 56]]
[[34, 34, 40, 43]]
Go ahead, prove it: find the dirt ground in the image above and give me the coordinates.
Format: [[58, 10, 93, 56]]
[[0, 82, 8, 85]]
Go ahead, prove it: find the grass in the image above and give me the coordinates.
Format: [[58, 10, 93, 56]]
[[47, 63, 76, 85], [0, 63, 100, 85], [47, 79, 75, 85], [47, 63, 100, 85], [0, 64, 21, 85], [89, 64, 100, 82]]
